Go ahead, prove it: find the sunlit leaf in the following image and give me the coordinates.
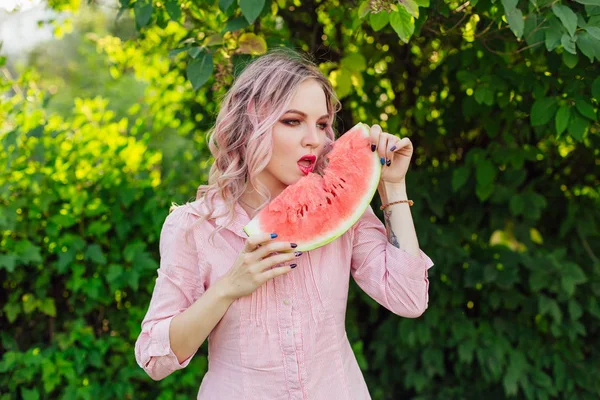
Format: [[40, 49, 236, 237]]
[[567, 110, 589, 141], [223, 16, 250, 33], [389, 8, 414, 43], [370, 11, 390, 31], [238, 33, 267, 55], [398, 0, 419, 18]]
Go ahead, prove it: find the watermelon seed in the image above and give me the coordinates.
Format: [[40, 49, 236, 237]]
[[326, 198, 332, 205]]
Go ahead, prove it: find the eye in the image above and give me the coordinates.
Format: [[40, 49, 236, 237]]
[[282, 119, 300, 126], [318, 123, 329, 130]]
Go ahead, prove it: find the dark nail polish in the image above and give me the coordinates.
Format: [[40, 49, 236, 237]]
[[386, 159, 391, 166], [295, 251, 303, 257], [390, 145, 397, 151], [380, 157, 385, 166], [290, 264, 297, 268], [371, 144, 376, 152], [271, 233, 278, 239], [290, 243, 297, 248]]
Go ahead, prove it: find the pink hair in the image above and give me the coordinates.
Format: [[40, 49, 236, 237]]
[[173, 48, 341, 245]]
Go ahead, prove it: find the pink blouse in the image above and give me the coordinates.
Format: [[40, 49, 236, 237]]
[[134, 194, 434, 399]]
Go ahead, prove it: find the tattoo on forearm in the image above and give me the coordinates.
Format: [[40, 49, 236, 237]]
[[383, 209, 400, 248]]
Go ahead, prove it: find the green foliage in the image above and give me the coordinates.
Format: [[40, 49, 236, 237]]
[[2, 0, 600, 399]]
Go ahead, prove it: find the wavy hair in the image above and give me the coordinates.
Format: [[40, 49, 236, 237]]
[[173, 48, 342, 245]]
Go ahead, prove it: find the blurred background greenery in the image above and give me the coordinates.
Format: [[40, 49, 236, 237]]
[[1, 0, 599, 398]]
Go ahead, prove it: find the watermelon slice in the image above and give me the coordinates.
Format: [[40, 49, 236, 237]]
[[243, 122, 381, 251]]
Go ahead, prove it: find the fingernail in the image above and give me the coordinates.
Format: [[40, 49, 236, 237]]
[[271, 233, 278, 239], [290, 264, 297, 268], [371, 144, 376, 152], [386, 159, 391, 166], [390, 145, 397, 151], [295, 251, 303, 257], [290, 243, 297, 248], [380, 157, 385, 166]]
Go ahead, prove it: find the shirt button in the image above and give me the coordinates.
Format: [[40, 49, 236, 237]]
[[286, 329, 291, 335], [283, 299, 290, 305]]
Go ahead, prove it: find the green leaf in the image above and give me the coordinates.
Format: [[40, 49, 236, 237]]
[[503, 4, 524, 39], [530, 97, 557, 126], [576, 31, 599, 61], [85, 244, 107, 265], [561, 33, 577, 54], [390, 8, 415, 43], [0, 254, 17, 272], [39, 298, 56, 317], [187, 51, 214, 90], [545, 18, 563, 51], [21, 388, 40, 400], [341, 53, 367, 73], [358, 1, 371, 19], [592, 77, 600, 101], [398, 0, 419, 18], [509, 194, 525, 215], [539, 295, 562, 323], [585, 26, 600, 39], [555, 105, 571, 135], [219, 0, 234, 12], [562, 51, 579, 68], [415, 0, 430, 6], [134, 0, 153, 28], [568, 299, 583, 320], [222, 16, 250, 33], [575, 97, 597, 120], [561, 262, 587, 295], [552, 4, 578, 37], [575, 0, 600, 5], [370, 12, 390, 32], [476, 159, 496, 186], [474, 86, 494, 105], [503, 351, 528, 396], [452, 166, 470, 192], [567, 110, 590, 141], [240, 0, 265, 24], [165, 0, 181, 20], [329, 68, 353, 99], [3, 302, 20, 323]]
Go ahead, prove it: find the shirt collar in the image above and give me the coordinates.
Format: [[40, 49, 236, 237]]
[[186, 190, 252, 239]]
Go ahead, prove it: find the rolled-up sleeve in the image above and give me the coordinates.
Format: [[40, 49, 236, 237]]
[[350, 205, 434, 318], [134, 205, 207, 381]]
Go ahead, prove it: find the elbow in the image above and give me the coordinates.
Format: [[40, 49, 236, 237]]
[[403, 302, 428, 318]]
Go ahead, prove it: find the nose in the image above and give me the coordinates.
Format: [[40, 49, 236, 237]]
[[301, 125, 322, 150]]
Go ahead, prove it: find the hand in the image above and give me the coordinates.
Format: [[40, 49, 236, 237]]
[[219, 233, 300, 301], [368, 124, 413, 184]]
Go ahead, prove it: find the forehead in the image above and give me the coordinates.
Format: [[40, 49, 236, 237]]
[[287, 79, 328, 115]]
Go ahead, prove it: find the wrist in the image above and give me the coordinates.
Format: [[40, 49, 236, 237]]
[[379, 180, 407, 202], [213, 277, 237, 303]]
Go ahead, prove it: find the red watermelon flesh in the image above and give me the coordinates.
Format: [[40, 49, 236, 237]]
[[243, 122, 381, 251]]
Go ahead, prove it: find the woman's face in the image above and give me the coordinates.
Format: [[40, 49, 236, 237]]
[[259, 79, 330, 197]]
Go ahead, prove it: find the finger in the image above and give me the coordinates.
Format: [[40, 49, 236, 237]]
[[370, 125, 385, 165], [256, 251, 300, 272], [252, 241, 298, 261], [388, 137, 413, 167], [378, 131, 390, 166], [260, 264, 296, 282], [243, 232, 278, 253]]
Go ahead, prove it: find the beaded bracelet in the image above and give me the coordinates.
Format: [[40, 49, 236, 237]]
[[380, 200, 414, 210]]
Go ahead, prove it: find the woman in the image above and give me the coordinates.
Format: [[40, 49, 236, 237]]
[[134, 49, 434, 399]]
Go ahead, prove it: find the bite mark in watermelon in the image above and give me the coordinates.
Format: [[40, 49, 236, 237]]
[[243, 122, 381, 251]]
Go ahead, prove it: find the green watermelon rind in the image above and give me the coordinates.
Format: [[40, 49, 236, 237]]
[[243, 122, 381, 251]]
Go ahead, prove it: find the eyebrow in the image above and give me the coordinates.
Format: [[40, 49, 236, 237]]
[[284, 109, 329, 120]]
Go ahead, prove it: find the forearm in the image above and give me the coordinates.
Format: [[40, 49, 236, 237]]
[[169, 279, 234, 363], [378, 180, 421, 257]]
